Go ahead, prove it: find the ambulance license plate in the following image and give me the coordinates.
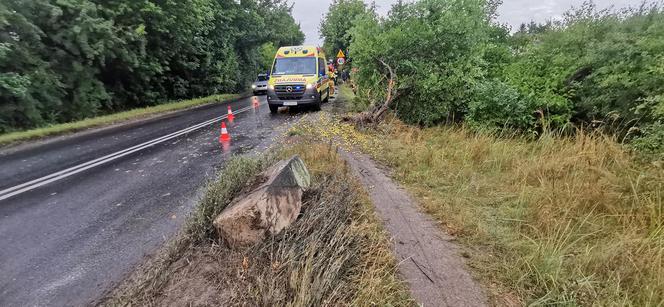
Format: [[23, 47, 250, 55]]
[[283, 101, 298, 106]]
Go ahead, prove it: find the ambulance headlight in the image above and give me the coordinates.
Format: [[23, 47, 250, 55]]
[[306, 83, 314, 90], [268, 84, 274, 90]]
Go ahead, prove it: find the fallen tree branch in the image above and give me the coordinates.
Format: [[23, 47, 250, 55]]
[[343, 59, 398, 127]]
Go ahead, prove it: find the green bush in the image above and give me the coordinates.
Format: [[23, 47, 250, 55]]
[[349, 0, 497, 126], [631, 121, 664, 160], [336, 0, 663, 156], [504, 2, 664, 132], [467, 81, 535, 132]]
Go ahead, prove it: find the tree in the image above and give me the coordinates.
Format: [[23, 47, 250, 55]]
[[319, 0, 367, 56], [0, 0, 304, 132], [1, 0, 119, 130], [349, 0, 500, 126]]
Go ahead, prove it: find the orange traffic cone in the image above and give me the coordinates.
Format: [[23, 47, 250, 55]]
[[219, 121, 230, 142], [252, 97, 260, 109], [227, 105, 235, 121]]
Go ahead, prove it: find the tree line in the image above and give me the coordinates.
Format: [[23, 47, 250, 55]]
[[320, 0, 664, 156], [0, 0, 304, 133]]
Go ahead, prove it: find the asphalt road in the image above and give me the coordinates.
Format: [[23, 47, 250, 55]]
[[0, 95, 303, 306]]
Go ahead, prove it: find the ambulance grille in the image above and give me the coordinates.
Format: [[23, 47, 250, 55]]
[[275, 84, 306, 100]]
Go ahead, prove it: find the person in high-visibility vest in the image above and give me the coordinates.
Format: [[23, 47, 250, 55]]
[[329, 60, 339, 82]]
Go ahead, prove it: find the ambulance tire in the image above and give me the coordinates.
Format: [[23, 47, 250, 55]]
[[323, 88, 330, 103], [313, 96, 322, 111], [269, 105, 279, 114]]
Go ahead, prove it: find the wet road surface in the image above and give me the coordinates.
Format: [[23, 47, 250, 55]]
[[0, 96, 306, 306]]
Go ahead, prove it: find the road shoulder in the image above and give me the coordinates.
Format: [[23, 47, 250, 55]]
[[341, 149, 488, 306]]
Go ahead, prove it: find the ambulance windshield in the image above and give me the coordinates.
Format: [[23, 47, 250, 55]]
[[272, 58, 317, 75]]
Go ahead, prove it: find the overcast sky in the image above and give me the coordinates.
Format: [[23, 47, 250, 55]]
[[291, 0, 640, 45]]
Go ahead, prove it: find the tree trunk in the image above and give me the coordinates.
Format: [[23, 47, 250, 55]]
[[344, 59, 397, 127]]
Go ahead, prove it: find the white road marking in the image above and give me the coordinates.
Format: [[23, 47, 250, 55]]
[[38, 266, 86, 301], [0, 104, 256, 201]]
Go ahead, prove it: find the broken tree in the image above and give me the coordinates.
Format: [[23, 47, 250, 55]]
[[344, 59, 398, 126], [213, 156, 310, 248]]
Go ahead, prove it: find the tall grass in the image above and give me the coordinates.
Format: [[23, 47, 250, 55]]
[[370, 119, 664, 306], [278, 142, 413, 306]]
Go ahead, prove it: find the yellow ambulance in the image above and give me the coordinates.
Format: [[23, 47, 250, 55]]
[[267, 46, 331, 113]]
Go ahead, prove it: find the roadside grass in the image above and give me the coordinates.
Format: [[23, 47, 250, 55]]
[[335, 83, 360, 111], [361, 118, 664, 306], [278, 141, 413, 306], [103, 134, 412, 306], [0, 94, 240, 146], [334, 83, 379, 115]]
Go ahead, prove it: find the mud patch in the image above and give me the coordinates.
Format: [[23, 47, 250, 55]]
[[155, 249, 234, 306]]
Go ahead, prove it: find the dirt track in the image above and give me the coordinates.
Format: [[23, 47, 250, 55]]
[[342, 150, 488, 306]]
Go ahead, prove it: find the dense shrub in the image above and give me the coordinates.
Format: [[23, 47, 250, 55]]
[[0, 0, 304, 133], [331, 0, 662, 154], [349, 0, 497, 126], [632, 121, 664, 160], [505, 2, 664, 132], [467, 81, 534, 133]]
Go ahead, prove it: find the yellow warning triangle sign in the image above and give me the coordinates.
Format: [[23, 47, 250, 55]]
[[337, 49, 345, 58]]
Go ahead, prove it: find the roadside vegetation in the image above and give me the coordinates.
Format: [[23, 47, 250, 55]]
[[0, 93, 239, 146], [103, 137, 411, 306], [322, 0, 664, 158], [0, 0, 303, 134], [369, 120, 663, 305], [290, 111, 664, 305], [319, 0, 664, 305]]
